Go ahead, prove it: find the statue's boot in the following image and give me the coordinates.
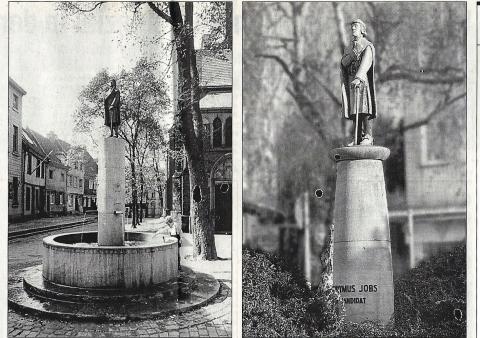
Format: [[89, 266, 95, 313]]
[[360, 134, 373, 146]]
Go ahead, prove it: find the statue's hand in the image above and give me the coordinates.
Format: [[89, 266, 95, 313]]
[[351, 78, 362, 88]]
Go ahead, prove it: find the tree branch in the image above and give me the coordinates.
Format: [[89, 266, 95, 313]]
[[379, 65, 465, 84], [256, 53, 295, 82], [67, 2, 105, 13], [332, 2, 347, 53], [147, 2, 172, 25], [401, 92, 465, 132]]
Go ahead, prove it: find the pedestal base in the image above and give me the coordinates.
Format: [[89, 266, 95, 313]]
[[330, 146, 394, 324]]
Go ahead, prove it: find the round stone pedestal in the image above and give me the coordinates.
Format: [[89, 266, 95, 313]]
[[329, 146, 394, 324]]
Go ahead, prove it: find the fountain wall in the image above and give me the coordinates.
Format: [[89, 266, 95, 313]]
[[43, 232, 178, 288]]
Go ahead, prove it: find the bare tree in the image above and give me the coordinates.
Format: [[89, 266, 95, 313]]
[[246, 1, 466, 288]]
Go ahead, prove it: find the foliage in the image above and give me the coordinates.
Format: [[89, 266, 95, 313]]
[[76, 57, 169, 225], [242, 249, 343, 337], [244, 244, 466, 337], [393, 244, 466, 337]]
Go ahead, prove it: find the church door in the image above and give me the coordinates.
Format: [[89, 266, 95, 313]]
[[214, 182, 232, 233]]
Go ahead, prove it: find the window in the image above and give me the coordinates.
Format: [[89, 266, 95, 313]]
[[13, 125, 18, 153], [61, 173, 65, 181], [36, 158, 40, 177], [203, 123, 211, 149], [69, 175, 72, 187], [80, 163, 83, 171], [225, 117, 232, 147], [74, 162, 78, 170], [213, 117, 222, 147], [422, 104, 466, 165], [25, 187, 30, 211], [49, 170, 54, 179], [41, 163, 45, 178], [11, 177, 19, 206], [50, 192, 55, 204], [79, 179, 83, 188], [74, 177, 78, 188], [27, 154, 32, 175], [12, 94, 19, 110]]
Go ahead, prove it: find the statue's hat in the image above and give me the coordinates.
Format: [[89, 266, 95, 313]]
[[350, 18, 367, 35]]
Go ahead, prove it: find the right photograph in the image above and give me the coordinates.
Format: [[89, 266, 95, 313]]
[[242, 2, 467, 337]]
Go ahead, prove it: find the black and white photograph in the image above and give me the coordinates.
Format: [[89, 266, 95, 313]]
[[243, 2, 471, 337], [2, 1, 478, 337], [7, 2, 232, 337]]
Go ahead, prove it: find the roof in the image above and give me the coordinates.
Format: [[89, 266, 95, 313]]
[[27, 129, 67, 169], [200, 92, 231, 109], [22, 128, 46, 159], [9, 77, 27, 95], [83, 151, 98, 178], [25, 129, 96, 172], [197, 49, 232, 88]]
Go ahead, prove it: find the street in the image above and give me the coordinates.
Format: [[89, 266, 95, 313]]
[[8, 221, 232, 337]]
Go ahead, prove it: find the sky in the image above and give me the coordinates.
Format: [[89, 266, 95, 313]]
[[9, 2, 207, 157]]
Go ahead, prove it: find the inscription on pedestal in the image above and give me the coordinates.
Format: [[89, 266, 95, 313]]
[[334, 284, 379, 305]]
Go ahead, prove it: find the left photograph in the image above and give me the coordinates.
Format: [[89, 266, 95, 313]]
[[8, 2, 232, 337]]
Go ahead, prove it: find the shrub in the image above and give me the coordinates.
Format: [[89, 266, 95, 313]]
[[242, 249, 343, 337], [393, 244, 466, 337], [243, 244, 466, 337]]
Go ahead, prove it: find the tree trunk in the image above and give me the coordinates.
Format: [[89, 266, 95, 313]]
[[130, 148, 137, 228], [139, 169, 144, 222], [169, 2, 217, 259]]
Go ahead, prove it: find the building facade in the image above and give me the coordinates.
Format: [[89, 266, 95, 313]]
[[28, 129, 68, 216], [8, 78, 26, 221], [165, 47, 232, 233], [22, 128, 47, 217], [398, 94, 466, 271], [44, 134, 87, 215], [83, 151, 98, 212]]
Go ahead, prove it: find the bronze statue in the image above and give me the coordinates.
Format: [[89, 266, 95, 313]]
[[104, 79, 121, 137], [341, 19, 377, 146]]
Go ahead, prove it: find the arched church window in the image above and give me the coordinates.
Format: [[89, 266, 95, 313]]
[[213, 157, 232, 180], [213, 117, 222, 148], [203, 123, 211, 150], [225, 117, 232, 147]]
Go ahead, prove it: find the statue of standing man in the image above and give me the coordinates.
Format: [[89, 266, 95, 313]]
[[341, 19, 377, 146], [104, 79, 121, 138]]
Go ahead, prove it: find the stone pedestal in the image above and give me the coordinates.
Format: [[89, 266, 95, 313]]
[[329, 146, 394, 324], [97, 137, 125, 246]]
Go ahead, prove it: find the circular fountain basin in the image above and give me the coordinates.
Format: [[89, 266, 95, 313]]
[[43, 231, 178, 289]]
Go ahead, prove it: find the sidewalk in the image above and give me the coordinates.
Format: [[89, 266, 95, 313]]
[[8, 214, 96, 235]]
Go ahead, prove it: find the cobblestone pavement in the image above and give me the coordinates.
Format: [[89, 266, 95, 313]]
[[8, 219, 232, 337]]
